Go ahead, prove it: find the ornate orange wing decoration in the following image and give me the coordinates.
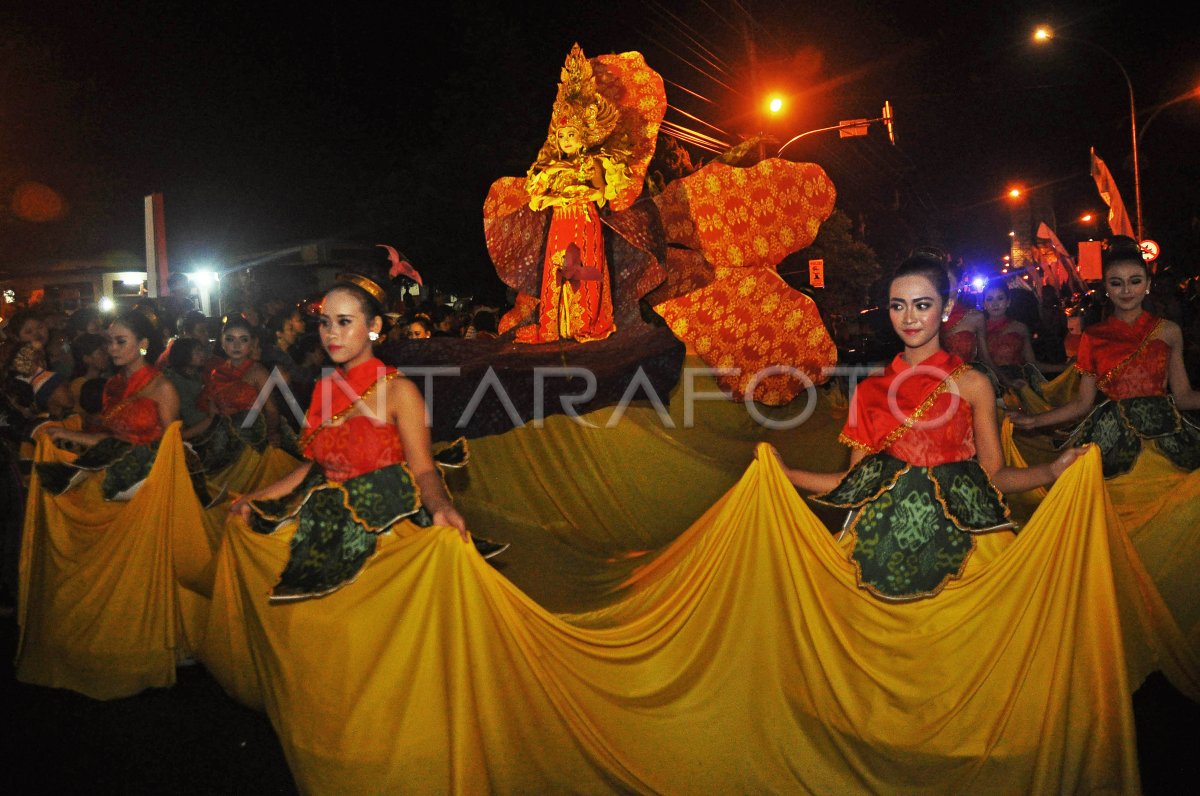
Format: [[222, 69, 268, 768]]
[[653, 159, 835, 268], [654, 266, 838, 405], [652, 159, 839, 405], [483, 176, 546, 299], [589, 51, 666, 212]]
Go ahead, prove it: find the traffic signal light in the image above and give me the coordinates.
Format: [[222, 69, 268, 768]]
[[882, 101, 896, 145]]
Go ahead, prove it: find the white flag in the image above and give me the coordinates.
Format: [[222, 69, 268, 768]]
[[1036, 222, 1085, 290]]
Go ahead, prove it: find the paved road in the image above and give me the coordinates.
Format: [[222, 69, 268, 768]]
[[3, 616, 296, 794], [3, 614, 1198, 794]]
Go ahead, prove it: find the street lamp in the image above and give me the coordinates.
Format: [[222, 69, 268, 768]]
[[1034, 25, 1142, 240], [188, 265, 222, 316], [753, 94, 788, 161]]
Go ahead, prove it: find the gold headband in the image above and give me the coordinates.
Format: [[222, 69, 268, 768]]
[[335, 273, 387, 308]]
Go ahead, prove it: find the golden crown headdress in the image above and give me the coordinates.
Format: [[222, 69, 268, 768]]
[[550, 43, 619, 149], [335, 273, 388, 308]]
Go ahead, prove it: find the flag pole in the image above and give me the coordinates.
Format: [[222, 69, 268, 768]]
[[144, 193, 169, 298]]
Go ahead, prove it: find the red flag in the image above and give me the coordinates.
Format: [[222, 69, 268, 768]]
[[1090, 148, 1135, 239], [377, 244, 423, 286]]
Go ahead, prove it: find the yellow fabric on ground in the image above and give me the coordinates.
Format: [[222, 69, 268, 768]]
[[1104, 446, 1200, 651], [448, 358, 848, 610], [208, 442, 301, 497], [16, 422, 216, 699], [1000, 421, 1200, 696], [202, 444, 1148, 795]]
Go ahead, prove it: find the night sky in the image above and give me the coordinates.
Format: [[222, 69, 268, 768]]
[[3, 1, 1196, 296]]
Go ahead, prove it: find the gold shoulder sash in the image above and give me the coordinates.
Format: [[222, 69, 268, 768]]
[[299, 372, 404, 450], [845, 363, 972, 455]]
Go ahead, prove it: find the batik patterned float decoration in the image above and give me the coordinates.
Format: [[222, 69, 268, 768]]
[[649, 159, 838, 404], [483, 44, 839, 405], [483, 44, 668, 344]]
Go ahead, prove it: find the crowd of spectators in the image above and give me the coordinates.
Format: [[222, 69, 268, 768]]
[[0, 283, 507, 436]]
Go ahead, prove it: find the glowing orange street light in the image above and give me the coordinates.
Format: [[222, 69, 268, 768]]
[[1007, 187, 1023, 200], [1080, 213, 1094, 223], [768, 96, 784, 114]]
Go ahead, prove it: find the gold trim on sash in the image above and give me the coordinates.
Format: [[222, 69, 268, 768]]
[[861, 363, 972, 454], [299, 372, 404, 450]]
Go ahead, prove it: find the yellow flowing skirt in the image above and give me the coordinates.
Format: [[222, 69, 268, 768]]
[[206, 441, 302, 498], [199, 441, 303, 542], [16, 422, 217, 699], [1003, 419, 1200, 659], [1013, 366, 1081, 415], [446, 357, 849, 609], [201, 445, 1168, 794]]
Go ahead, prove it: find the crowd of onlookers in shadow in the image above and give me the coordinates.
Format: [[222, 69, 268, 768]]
[[0, 285, 505, 421]]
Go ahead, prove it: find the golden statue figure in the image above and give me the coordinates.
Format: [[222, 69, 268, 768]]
[[512, 44, 636, 344], [483, 42, 837, 405]]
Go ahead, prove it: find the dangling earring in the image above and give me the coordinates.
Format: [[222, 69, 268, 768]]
[[139, 347, 148, 356], [368, 331, 380, 342]]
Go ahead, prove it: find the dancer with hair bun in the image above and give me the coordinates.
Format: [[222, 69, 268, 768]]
[[18, 311, 215, 699], [1010, 234, 1200, 646]]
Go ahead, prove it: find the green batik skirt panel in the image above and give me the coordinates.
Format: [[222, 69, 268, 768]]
[[1065, 396, 1200, 478], [813, 453, 1014, 601], [247, 438, 469, 601]]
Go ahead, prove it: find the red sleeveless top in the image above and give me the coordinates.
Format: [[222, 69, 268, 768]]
[[101, 365, 164, 445], [985, 318, 1025, 367], [940, 305, 978, 362], [202, 359, 259, 414], [305, 417, 405, 482], [841, 349, 976, 467], [301, 358, 406, 482], [1076, 312, 1169, 400]]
